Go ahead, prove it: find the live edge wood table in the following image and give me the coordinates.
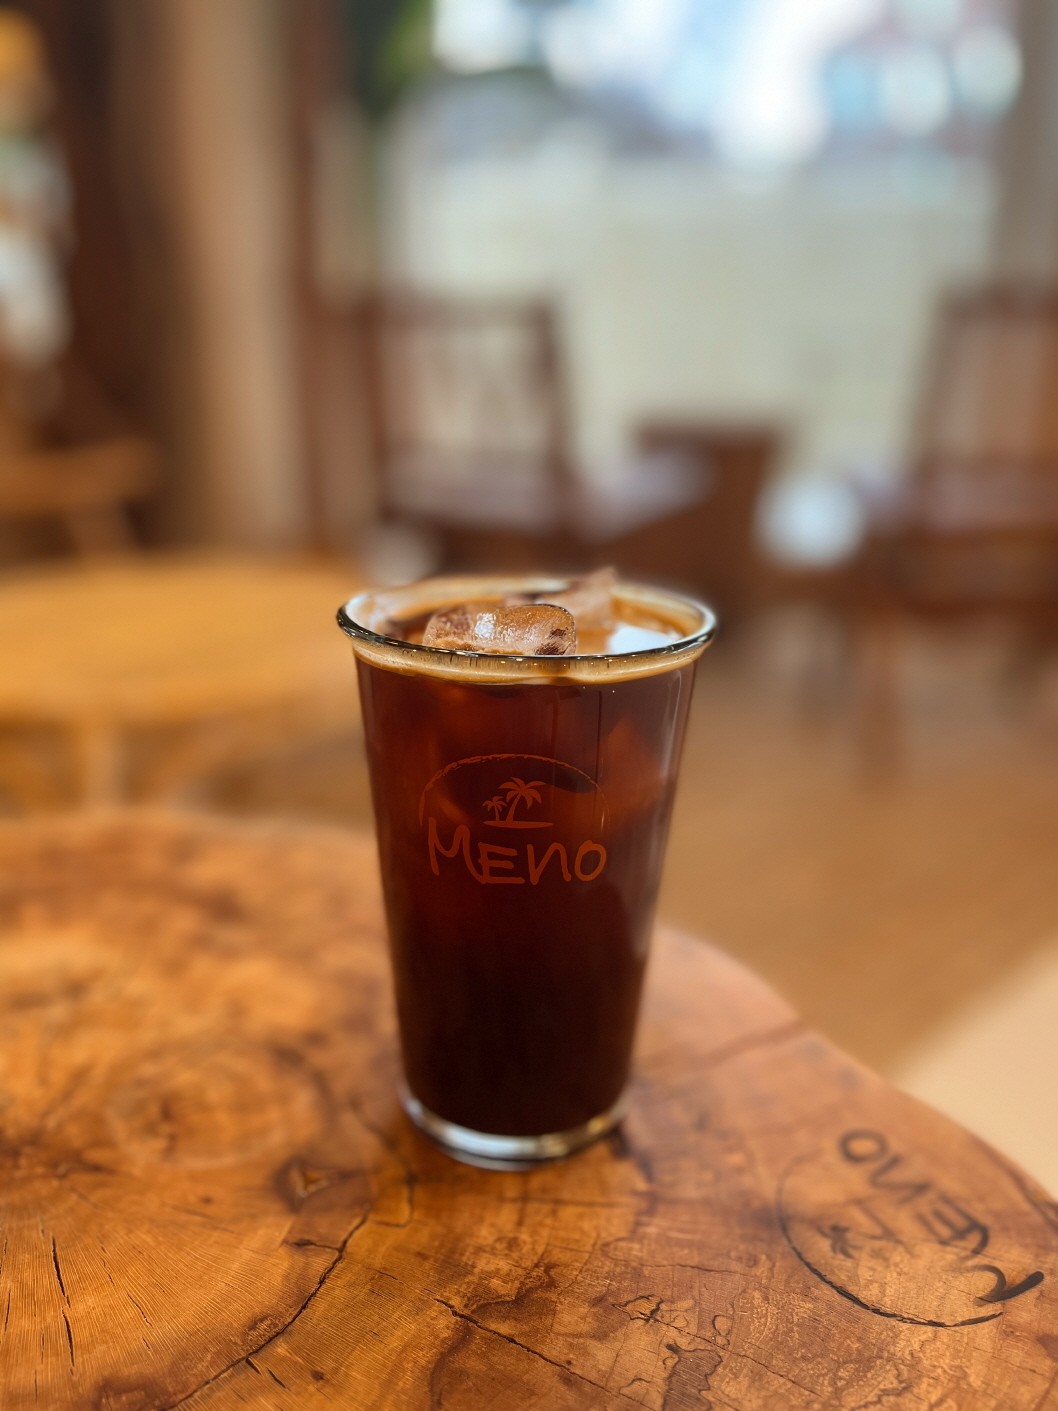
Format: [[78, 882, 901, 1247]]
[[2, 814, 1057, 1411]]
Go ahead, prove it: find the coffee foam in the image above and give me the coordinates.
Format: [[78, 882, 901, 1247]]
[[339, 576, 716, 683]]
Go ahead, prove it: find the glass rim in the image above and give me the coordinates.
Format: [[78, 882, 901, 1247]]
[[336, 574, 718, 673]]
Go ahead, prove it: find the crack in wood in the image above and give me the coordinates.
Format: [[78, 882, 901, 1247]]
[[435, 1297, 646, 1406], [726, 1345, 824, 1402], [61, 1311, 74, 1369], [602, 1244, 746, 1281], [51, 1236, 69, 1304], [159, 1210, 370, 1410], [614, 1301, 716, 1346], [126, 1292, 152, 1327]]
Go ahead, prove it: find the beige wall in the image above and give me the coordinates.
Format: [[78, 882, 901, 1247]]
[[383, 125, 994, 485]]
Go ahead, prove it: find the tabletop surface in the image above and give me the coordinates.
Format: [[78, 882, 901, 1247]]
[[1, 812, 1056, 1411], [0, 553, 360, 722]]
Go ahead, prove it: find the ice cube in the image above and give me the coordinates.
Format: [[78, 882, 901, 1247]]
[[423, 602, 578, 656], [538, 567, 617, 633]]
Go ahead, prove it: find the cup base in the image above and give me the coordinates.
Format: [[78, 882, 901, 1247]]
[[401, 1086, 630, 1170]]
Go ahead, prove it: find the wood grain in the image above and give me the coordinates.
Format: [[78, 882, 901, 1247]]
[[1, 812, 1056, 1410]]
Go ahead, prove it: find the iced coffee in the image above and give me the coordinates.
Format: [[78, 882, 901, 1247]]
[[338, 571, 715, 1167]]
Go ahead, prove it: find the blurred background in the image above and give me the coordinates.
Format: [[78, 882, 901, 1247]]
[[2, 0, 1057, 1183]]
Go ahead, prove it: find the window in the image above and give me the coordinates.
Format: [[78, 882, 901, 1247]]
[[433, 0, 1021, 166]]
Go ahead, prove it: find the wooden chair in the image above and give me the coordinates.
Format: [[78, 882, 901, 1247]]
[[352, 292, 751, 590], [355, 293, 572, 564], [634, 420, 780, 616], [0, 358, 158, 559], [854, 283, 1058, 761], [0, 435, 158, 556]]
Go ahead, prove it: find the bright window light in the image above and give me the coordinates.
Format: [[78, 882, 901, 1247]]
[[879, 44, 952, 136], [654, 49, 724, 130], [953, 25, 1022, 116], [431, 0, 1016, 162], [711, 0, 884, 164], [543, 0, 691, 89], [434, 0, 533, 74], [893, 0, 962, 38]]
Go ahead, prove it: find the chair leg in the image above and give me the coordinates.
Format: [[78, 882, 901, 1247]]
[[794, 606, 854, 727], [855, 608, 903, 772], [72, 721, 126, 806], [64, 506, 137, 556], [0, 731, 66, 811]]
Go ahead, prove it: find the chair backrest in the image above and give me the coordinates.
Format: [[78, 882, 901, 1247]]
[[0, 355, 156, 559], [865, 284, 1058, 612], [0, 437, 157, 555], [914, 284, 1058, 471], [354, 293, 574, 531]]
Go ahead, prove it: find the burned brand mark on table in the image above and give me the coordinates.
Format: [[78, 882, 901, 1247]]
[[777, 1127, 1046, 1327]]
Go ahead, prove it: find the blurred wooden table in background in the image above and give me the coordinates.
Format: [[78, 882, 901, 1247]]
[[1, 812, 1056, 1409], [0, 554, 361, 808]]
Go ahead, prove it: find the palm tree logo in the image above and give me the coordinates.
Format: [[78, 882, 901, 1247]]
[[483, 777, 551, 828], [501, 777, 543, 820]]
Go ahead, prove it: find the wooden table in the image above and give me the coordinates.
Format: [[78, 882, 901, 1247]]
[[2, 812, 1056, 1410], [0, 554, 360, 808]]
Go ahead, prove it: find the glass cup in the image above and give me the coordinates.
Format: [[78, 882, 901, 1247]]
[[337, 575, 715, 1168]]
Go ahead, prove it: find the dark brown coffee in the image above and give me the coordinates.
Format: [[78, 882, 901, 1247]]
[[339, 575, 714, 1161]]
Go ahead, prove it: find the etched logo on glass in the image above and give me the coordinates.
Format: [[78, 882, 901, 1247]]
[[419, 753, 608, 886]]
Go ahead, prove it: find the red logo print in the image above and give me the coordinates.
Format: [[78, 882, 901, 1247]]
[[419, 754, 608, 887]]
